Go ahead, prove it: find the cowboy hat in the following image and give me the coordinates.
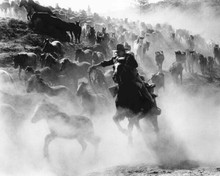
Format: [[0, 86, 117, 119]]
[[116, 44, 129, 51]]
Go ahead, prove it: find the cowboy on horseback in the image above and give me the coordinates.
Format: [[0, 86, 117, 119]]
[[89, 44, 159, 112]]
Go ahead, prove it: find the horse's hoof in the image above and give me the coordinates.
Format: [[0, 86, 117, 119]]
[[120, 129, 129, 136]]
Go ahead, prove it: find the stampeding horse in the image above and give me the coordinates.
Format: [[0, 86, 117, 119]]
[[42, 39, 64, 58], [60, 58, 91, 90], [26, 74, 78, 107], [112, 62, 160, 144], [31, 101, 100, 157]]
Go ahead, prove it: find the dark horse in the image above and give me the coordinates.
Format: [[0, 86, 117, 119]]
[[112, 62, 159, 143], [19, 0, 54, 20], [86, 26, 96, 45], [30, 12, 79, 42]]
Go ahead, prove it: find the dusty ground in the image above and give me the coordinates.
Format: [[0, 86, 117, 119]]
[[87, 165, 220, 176]]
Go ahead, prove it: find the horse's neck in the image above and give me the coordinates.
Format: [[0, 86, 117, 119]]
[[37, 80, 52, 93], [81, 90, 92, 100], [51, 64, 60, 72]]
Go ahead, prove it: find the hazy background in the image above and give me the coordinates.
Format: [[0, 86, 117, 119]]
[[0, 0, 220, 176]]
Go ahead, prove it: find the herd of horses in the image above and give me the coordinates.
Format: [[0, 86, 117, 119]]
[[1, 0, 220, 159]]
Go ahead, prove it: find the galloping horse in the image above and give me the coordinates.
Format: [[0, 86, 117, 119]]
[[42, 39, 64, 58], [31, 101, 100, 157], [26, 74, 75, 102], [60, 58, 91, 90], [112, 62, 159, 143]]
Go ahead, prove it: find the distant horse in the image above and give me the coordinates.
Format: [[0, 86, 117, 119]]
[[169, 62, 183, 84], [155, 51, 164, 72], [86, 26, 96, 45], [112, 62, 160, 144], [185, 50, 199, 73], [175, 50, 187, 71], [13, 52, 37, 79], [31, 101, 100, 157], [199, 54, 207, 75], [60, 58, 91, 90], [213, 44, 220, 64], [42, 39, 64, 58], [207, 56, 214, 76]]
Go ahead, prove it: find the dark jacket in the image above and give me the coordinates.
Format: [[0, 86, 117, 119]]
[[100, 53, 138, 69]]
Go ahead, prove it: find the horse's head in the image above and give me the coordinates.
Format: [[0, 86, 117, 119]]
[[44, 54, 57, 68], [75, 21, 80, 26], [60, 58, 70, 72], [102, 27, 106, 34], [19, 0, 27, 7], [96, 32, 104, 43], [76, 81, 88, 96]]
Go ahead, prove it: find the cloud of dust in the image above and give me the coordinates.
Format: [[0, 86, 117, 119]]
[[0, 1, 220, 176]]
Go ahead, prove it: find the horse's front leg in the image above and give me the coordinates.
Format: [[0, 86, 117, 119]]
[[77, 137, 87, 155], [70, 31, 74, 43], [149, 115, 159, 133], [44, 133, 56, 158], [18, 67, 21, 80], [128, 118, 135, 145], [113, 112, 128, 135]]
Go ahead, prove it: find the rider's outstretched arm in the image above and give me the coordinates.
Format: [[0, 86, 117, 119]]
[[89, 57, 116, 71]]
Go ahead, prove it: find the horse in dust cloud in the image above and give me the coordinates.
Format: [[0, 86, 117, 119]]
[[26, 74, 79, 107], [31, 101, 100, 157]]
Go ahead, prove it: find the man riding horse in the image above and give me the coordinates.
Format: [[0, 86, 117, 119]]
[[89, 44, 160, 136]]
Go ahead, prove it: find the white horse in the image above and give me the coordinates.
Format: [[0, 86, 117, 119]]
[[133, 37, 145, 65], [31, 101, 100, 157]]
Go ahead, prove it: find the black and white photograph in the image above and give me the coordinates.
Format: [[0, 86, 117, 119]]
[[0, 0, 220, 175]]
